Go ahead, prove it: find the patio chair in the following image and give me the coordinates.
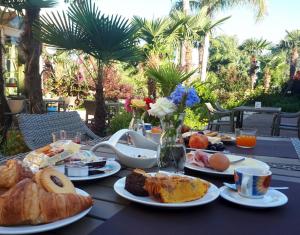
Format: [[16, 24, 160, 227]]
[[271, 111, 300, 138], [205, 102, 235, 132], [17, 111, 100, 150], [83, 100, 96, 125]]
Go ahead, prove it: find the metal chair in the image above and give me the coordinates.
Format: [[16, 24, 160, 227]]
[[205, 102, 235, 132], [17, 111, 100, 150], [271, 111, 300, 138]]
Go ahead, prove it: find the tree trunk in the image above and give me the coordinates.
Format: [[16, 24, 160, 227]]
[[263, 68, 271, 92], [182, 0, 190, 15], [0, 31, 12, 146], [185, 41, 192, 72], [290, 47, 299, 80], [182, 0, 191, 72], [93, 62, 106, 137], [200, 33, 210, 81], [21, 8, 44, 114], [198, 43, 204, 72], [147, 76, 156, 99], [249, 55, 258, 90], [180, 40, 186, 69]]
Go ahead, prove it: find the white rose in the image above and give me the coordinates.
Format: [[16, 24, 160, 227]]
[[148, 98, 176, 118]]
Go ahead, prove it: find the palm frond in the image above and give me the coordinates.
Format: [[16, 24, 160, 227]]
[[36, 11, 88, 52], [239, 38, 271, 55], [68, 0, 142, 63], [0, 0, 58, 10], [145, 63, 196, 96]]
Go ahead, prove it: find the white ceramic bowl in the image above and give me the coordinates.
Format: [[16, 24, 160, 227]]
[[91, 129, 158, 169]]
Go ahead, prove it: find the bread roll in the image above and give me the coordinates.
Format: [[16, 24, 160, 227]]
[[209, 153, 230, 171]]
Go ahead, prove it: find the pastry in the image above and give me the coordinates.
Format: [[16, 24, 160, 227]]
[[125, 169, 150, 196], [38, 168, 76, 194], [144, 174, 209, 203], [0, 160, 33, 188], [209, 153, 230, 171], [205, 131, 218, 137], [0, 179, 93, 225]]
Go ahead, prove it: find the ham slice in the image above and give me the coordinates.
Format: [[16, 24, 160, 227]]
[[186, 150, 210, 168]]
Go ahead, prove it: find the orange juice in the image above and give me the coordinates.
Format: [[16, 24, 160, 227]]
[[236, 135, 256, 148]]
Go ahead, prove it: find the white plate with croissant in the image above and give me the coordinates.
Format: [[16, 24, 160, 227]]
[[0, 160, 93, 234]]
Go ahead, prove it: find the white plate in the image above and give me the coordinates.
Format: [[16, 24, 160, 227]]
[[114, 173, 220, 208], [219, 186, 288, 208], [68, 160, 121, 181], [0, 188, 92, 234], [185, 154, 270, 176]]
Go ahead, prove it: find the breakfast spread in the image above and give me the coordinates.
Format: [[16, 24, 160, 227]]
[[0, 160, 93, 226], [23, 141, 81, 170], [23, 141, 109, 178], [186, 150, 230, 172], [125, 169, 209, 203]]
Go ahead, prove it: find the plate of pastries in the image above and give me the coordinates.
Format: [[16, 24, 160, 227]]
[[114, 169, 220, 208], [23, 142, 121, 181], [185, 150, 270, 176], [0, 160, 93, 234]]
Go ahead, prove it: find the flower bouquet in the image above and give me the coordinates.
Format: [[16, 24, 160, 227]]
[[125, 97, 154, 135], [148, 84, 200, 172]]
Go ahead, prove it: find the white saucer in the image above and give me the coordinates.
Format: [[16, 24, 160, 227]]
[[219, 186, 288, 208]]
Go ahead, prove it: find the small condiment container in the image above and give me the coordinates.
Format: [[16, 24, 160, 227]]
[[54, 164, 65, 174], [65, 162, 89, 177]]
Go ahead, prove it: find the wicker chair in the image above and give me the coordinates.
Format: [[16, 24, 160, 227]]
[[205, 102, 235, 132], [271, 111, 300, 138], [83, 100, 96, 125], [17, 111, 100, 150]]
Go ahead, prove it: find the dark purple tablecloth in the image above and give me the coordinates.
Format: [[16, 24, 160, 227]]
[[225, 139, 298, 159], [89, 180, 298, 235]]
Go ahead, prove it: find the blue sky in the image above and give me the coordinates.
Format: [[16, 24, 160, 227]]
[[57, 0, 300, 44]]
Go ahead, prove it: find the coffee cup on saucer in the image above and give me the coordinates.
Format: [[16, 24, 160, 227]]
[[234, 167, 272, 198]]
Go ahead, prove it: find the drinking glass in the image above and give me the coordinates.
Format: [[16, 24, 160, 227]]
[[236, 128, 257, 148]]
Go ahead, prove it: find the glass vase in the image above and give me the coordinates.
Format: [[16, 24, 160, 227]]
[[129, 109, 145, 136], [157, 113, 186, 173]]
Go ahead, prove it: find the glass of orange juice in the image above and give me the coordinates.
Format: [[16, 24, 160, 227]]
[[236, 129, 257, 148]]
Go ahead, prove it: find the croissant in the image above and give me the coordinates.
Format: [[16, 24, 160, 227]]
[[0, 179, 93, 225], [0, 160, 33, 188]]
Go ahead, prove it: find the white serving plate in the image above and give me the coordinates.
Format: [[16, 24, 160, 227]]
[[185, 154, 270, 176], [0, 188, 92, 234], [219, 186, 288, 208], [68, 160, 121, 181], [114, 173, 220, 208]]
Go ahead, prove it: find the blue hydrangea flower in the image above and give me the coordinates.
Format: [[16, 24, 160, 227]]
[[170, 84, 200, 107], [186, 87, 200, 107], [170, 84, 186, 105]]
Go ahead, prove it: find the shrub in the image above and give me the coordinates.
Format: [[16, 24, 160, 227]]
[[108, 111, 132, 134], [0, 130, 29, 156]]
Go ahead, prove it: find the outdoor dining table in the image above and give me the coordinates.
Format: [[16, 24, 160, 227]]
[[233, 106, 282, 128], [2, 136, 300, 235]]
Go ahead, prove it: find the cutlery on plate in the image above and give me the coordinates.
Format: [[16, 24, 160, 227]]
[[230, 157, 245, 164], [223, 182, 289, 191]]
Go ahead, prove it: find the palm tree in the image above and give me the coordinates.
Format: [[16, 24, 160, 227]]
[[174, 0, 267, 81], [277, 30, 300, 80], [259, 53, 286, 92], [239, 38, 270, 89], [132, 16, 180, 97], [36, 0, 142, 136], [0, 0, 58, 113]]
